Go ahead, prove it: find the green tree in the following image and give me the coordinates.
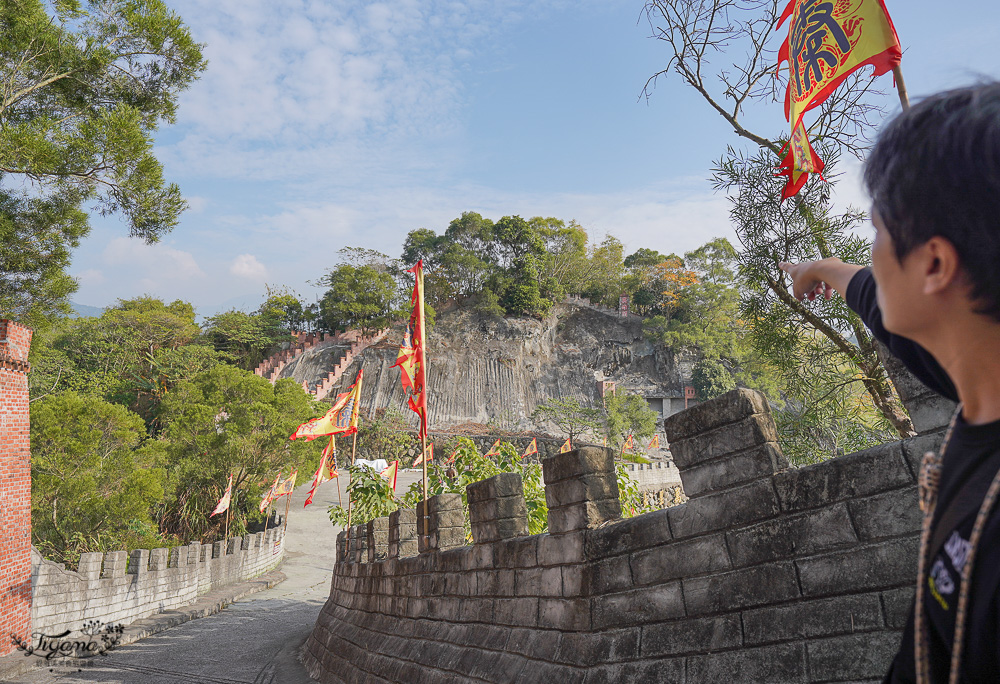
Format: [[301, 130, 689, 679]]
[[692, 358, 736, 401], [0, 0, 206, 325], [603, 392, 658, 453], [642, 0, 913, 447], [532, 397, 603, 443], [318, 263, 402, 334], [31, 392, 167, 565], [158, 365, 318, 540]]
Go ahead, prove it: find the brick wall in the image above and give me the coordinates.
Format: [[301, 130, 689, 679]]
[[31, 528, 285, 636], [0, 320, 33, 656], [303, 388, 936, 683]]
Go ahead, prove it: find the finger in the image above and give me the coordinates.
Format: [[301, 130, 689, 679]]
[[824, 283, 833, 300]]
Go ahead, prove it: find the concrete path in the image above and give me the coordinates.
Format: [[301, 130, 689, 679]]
[[8, 469, 423, 684]]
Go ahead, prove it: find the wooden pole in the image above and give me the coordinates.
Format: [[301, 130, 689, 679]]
[[333, 437, 343, 508], [893, 65, 910, 111], [283, 490, 291, 534], [347, 431, 358, 527]]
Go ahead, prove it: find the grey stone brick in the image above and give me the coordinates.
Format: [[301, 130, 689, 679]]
[[667, 478, 780, 539], [686, 642, 806, 684], [670, 413, 779, 470], [683, 562, 799, 615], [506, 626, 561, 660], [806, 632, 902, 681], [542, 446, 615, 485], [641, 614, 743, 657], [494, 536, 539, 568], [797, 538, 919, 596], [849, 487, 921, 541], [583, 659, 686, 684], [592, 582, 684, 629], [583, 508, 671, 561], [664, 387, 771, 443], [585, 554, 633, 594], [881, 586, 915, 629], [544, 473, 620, 508], [679, 441, 787, 498], [555, 628, 639, 666], [469, 495, 527, 524], [900, 431, 945, 479], [774, 442, 913, 513], [742, 593, 883, 644], [548, 499, 622, 535], [538, 597, 591, 631], [466, 472, 524, 503], [725, 504, 858, 567], [493, 597, 538, 627], [538, 530, 585, 566], [630, 533, 730, 586]]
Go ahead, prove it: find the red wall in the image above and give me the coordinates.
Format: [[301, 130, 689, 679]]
[[0, 320, 32, 655]]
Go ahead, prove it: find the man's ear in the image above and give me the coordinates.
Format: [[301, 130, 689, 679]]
[[920, 236, 963, 296]]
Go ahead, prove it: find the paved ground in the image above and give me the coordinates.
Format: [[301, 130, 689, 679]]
[[7, 469, 423, 684]]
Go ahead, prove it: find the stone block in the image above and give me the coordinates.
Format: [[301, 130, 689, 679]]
[[900, 431, 946, 479], [77, 553, 102, 581], [667, 478, 780, 540], [539, 530, 585, 566], [468, 496, 527, 524], [669, 413, 779, 470], [544, 473, 619, 508], [226, 538, 239, 554], [148, 548, 168, 571], [585, 555, 633, 595], [212, 541, 224, 559], [774, 442, 913, 512], [664, 387, 771, 443], [542, 446, 615, 485], [584, 509, 670, 561], [641, 614, 743, 657], [388, 508, 418, 559], [741, 593, 883, 644], [849, 487, 921, 541], [548, 499, 621, 535], [127, 549, 149, 575], [630, 533, 730, 586], [538, 598, 591, 631], [582, 659, 685, 684], [555, 628, 639, 667], [882, 586, 915, 629], [506, 627, 561, 660], [493, 536, 539, 568], [796, 538, 919, 596], [466, 472, 524, 504], [806, 632, 902, 681], [592, 583, 684, 629], [725, 503, 858, 567], [493, 597, 539, 627], [686, 642, 806, 683], [471, 517, 528, 544], [682, 562, 799, 615], [679, 441, 787, 498]]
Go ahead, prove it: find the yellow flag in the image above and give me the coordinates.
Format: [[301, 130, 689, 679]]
[[274, 470, 297, 497], [289, 370, 363, 441], [559, 438, 572, 454], [776, 0, 901, 197], [484, 439, 501, 457], [647, 434, 660, 450], [521, 438, 538, 459], [379, 460, 399, 491], [259, 473, 279, 514]]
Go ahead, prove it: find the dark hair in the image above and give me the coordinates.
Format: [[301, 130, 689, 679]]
[[864, 82, 1000, 321]]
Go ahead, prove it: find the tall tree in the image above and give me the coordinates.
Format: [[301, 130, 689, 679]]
[[318, 263, 402, 334], [0, 0, 206, 326], [642, 0, 914, 441]]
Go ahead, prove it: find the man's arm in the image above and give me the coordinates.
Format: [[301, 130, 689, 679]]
[[778, 258, 864, 302]]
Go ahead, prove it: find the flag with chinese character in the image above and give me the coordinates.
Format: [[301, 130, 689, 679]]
[[392, 261, 428, 438], [321, 435, 338, 478], [623, 435, 635, 452], [211, 474, 233, 517], [484, 439, 501, 457], [559, 438, 572, 454], [380, 460, 399, 492], [274, 470, 297, 497], [647, 434, 660, 450], [289, 370, 364, 441], [304, 453, 329, 508], [413, 442, 434, 467], [259, 473, 279, 514], [776, 0, 901, 198], [521, 438, 538, 459]]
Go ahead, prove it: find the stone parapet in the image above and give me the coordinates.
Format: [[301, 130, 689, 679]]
[[468, 473, 529, 544], [542, 446, 621, 534], [304, 388, 940, 683], [417, 493, 466, 553]]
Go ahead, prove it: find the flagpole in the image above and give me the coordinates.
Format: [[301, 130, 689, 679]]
[[283, 489, 291, 534], [892, 65, 910, 111], [225, 497, 231, 541]]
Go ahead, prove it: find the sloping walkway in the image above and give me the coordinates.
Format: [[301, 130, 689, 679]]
[[5, 469, 421, 684]]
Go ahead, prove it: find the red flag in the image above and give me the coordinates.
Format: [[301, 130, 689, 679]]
[[521, 438, 538, 459], [392, 262, 427, 438], [211, 474, 233, 517], [304, 452, 329, 508], [559, 438, 572, 454]]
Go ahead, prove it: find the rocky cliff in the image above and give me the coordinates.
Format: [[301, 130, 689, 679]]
[[281, 302, 693, 434]]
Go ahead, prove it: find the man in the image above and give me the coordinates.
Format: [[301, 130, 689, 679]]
[[780, 83, 1000, 682]]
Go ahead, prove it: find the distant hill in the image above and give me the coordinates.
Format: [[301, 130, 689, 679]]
[[70, 302, 104, 318]]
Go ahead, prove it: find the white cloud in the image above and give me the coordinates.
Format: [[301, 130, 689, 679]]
[[75, 269, 106, 286], [102, 238, 206, 280], [229, 254, 269, 280]]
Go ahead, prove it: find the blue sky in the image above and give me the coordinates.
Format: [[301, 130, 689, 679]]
[[70, 0, 1000, 315]]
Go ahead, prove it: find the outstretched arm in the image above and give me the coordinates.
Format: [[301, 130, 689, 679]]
[[778, 258, 864, 302]]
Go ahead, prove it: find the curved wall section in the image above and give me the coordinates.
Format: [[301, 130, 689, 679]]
[[303, 389, 938, 683]]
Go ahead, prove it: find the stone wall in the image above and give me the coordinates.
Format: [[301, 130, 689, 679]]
[[0, 320, 33, 656], [31, 528, 285, 637], [303, 388, 936, 683]]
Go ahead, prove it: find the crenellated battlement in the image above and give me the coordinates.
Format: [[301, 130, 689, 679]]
[[304, 388, 935, 683], [31, 528, 285, 637]]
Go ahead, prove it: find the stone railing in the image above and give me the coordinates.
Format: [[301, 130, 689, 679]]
[[31, 528, 285, 637], [303, 388, 936, 683], [312, 329, 389, 400], [565, 295, 641, 321], [254, 330, 337, 381]]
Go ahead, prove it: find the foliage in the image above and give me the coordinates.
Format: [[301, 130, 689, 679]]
[[328, 464, 399, 528], [30, 392, 168, 566], [603, 392, 658, 452], [616, 464, 658, 518], [157, 365, 318, 541], [692, 358, 736, 401], [318, 263, 403, 334], [0, 0, 206, 325], [532, 397, 603, 442], [355, 407, 419, 465]]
